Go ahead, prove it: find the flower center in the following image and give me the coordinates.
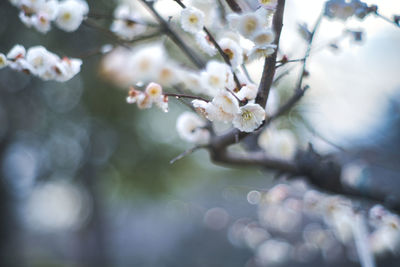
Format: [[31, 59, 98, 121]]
[[242, 110, 253, 121], [189, 15, 198, 24]]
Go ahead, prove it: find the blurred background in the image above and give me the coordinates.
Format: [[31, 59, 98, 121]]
[[0, 0, 399, 266]]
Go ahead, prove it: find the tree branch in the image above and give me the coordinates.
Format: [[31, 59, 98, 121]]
[[139, 0, 205, 69], [255, 0, 286, 108], [225, 0, 242, 13]]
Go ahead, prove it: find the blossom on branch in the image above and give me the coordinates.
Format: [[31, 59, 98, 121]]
[[180, 7, 205, 34], [2, 44, 82, 81], [126, 83, 168, 112], [10, 0, 89, 33], [233, 103, 266, 132]]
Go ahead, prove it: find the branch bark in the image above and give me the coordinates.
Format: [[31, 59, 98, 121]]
[[255, 0, 286, 108]]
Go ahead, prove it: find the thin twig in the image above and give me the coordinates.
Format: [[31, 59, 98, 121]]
[[87, 12, 158, 27], [203, 27, 242, 90], [82, 19, 132, 49], [173, 0, 242, 90], [241, 64, 254, 83], [170, 145, 208, 164], [297, 12, 323, 90], [139, 0, 205, 69], [375, 12, 400, 28], [164, 93, 210, 102]]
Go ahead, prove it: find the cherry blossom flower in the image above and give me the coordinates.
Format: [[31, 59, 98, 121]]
[[56, 0, 89, 32], [180, 7, 205, 34], [233, 103, 266, 132]]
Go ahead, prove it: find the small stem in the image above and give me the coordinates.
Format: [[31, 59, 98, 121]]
[[87, 12, 158, 27], [375, 12, 400, 28], [139, 0, 205, 69], [297, 12, 323, 90], [170, 145, 208, 164], [164, 93, 210, 102], [203, 27, 242, 90], [173, 0, 242, 90], [225, 87, 243, 104]]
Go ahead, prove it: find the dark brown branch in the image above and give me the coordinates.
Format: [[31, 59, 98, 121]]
[[210, 150, 298, 171], [225, 0, 242, 13], [139, 0, 205, 69], [255, 0, 286, 108]]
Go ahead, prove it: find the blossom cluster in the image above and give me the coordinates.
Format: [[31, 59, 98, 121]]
[[126, 82, 168, 113], [9, 0, 89, 33], [324, 0, 372, 21], [180, 3, 276, 62], [0, 45, 82, 82], [227, 7, 276, 62]]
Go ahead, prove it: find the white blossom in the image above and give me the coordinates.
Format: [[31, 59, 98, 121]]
[[247, 44, 276, 62], [128, 44, 166, 83], [251, 29, 275, 46], [0, 53, 8, 69], [258, 0, 278, 10], [110, 4, 146, 40], [236, 83, 258, 101], [238, 13, 262, 38], [55, 0, 89, 32], [195, 32, 217, 56], [210, 90, 240, 122], [176, 112, 210, 144], [145, 82, 163, 101], [218, 38, 243, 69], [7, 44, 26, 60], [201, 61, 234, 94], [180, 7, 204, 34], [233, 103, 265, 132]]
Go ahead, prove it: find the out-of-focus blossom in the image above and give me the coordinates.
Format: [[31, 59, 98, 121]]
[[324, 0, 370, 21], [247, 44, 277, 62], [4, 44, 81, 81], [180, 7, 205, 34], [252, 29, 275, 47], [176, 112, 210, 144], [258, 128, 297, 159], [195, 32, 217, 56], [236, 83, 258, 101], [201, 61, 234, 93], [0, 54, 8, 69], [209, 90, 240, 122], [55, 0, 89, 32], [218, 38, 243, 69], [110, 4, 146, 40], [258, 0, 278, 10]]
